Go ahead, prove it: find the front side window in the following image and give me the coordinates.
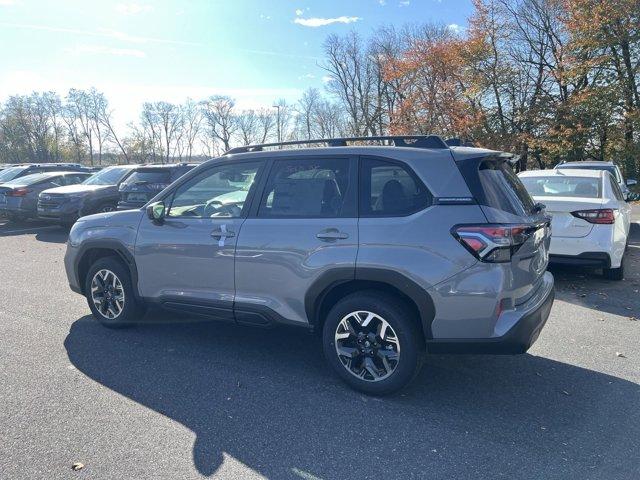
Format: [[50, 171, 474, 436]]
[[167, 162, 261, 219], [258, 157, 354, 218], [360, 158, 432, 216]]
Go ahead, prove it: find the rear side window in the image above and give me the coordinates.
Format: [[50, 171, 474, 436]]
[[258, 157, 354, 218], [475, 160, 534, 216], [360, 157, 432, 217], [608, 174, 624, 201]]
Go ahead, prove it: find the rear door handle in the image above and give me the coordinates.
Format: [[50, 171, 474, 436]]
[[316, 229, 349, 240]]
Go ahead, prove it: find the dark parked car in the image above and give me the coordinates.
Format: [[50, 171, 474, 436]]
[[0, 171, 92, 222], [38, 165, 138, 226], [0, 163, 86, 185], [117, 163, 196, 210]]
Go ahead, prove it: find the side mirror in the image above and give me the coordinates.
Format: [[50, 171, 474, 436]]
[[626, 179, 637, 186], [147, 201, 166, 224]]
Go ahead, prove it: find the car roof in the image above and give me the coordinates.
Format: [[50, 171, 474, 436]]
[[557, 161, 615, 167], [519, 168, 604, 178], [3, 170, 87, 185]]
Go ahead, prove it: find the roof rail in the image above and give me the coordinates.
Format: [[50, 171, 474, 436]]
[[224, 135, 449, 155]]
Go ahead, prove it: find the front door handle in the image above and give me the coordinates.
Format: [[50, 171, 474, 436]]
[[316, 229, 349, 240], [210, 226, 235, 239]]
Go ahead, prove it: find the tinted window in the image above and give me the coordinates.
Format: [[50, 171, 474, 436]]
[[258, 157, 353, 218], [360, 158, 431, 216], [122, 170, 172, 187], [521, 176, 601, 198], [3, 172, 53, 186], [168, 162, 261, 218], [476, 161, 535, 215]]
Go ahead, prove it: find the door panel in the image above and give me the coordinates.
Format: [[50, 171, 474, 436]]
[[134, 160, 263, 318], [234, 155, 358, 325]]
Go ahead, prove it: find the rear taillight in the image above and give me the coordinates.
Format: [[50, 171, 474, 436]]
[[452, 224, 535, 263], [571, 209, 615, 224], [6, 188, 30, 197]]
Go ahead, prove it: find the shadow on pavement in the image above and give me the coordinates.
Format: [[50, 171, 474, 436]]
[[65, 315, 640, 479], [550, 222, 640, 318]]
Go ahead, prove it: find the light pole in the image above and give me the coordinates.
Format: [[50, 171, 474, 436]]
[[272, 104, 281, 144]]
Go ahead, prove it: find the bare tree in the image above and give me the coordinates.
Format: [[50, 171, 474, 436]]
[[201, 96, 237, 151]]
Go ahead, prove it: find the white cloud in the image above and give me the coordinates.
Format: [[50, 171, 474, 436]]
[[67, 45, 147, 58], [259, 13, 271, 20], [378, 0, 387, 5], [295, 8, 303, 16], [294, 16, 361, 27], [298, 73, 315, 80], [447, 23, 463, 33], [399, 0, 410, 6], [115, 3, 153, 15], [322, 75, 333, 83], [0, 0, 19, 5]]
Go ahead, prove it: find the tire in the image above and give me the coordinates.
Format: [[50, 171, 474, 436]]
[[322, 291, 425, 395], [603, 260, 624, 281], [94, 203, 117, 214], [84, 256, 146, 328]]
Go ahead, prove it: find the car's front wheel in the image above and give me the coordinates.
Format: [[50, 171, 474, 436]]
[[84, 257, 146, 328], [322, 291, 424, 395]]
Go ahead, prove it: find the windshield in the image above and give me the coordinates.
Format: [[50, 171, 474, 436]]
[[557, 164, 620, 182], [521, 176, 601, 198], [83, 167, 132, 186], [0, 166, 28, 182]]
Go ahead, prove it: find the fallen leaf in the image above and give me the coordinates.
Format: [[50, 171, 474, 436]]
[[616, 352, 626, 358], [71, 463, 84, 471]]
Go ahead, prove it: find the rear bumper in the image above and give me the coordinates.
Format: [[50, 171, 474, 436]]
[[427, 271, 555, 355], [549, 252, 611, 268]]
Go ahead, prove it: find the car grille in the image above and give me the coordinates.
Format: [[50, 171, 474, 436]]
[[38, 194, 67, 209]]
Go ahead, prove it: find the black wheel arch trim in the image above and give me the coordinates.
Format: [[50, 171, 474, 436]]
[[305, 266, 436, 339], [75, 239, 141, 299]]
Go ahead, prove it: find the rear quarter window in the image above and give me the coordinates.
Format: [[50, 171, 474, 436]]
[[475, 161, 534, 216]]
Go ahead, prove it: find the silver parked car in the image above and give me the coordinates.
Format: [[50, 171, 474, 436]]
[[64, 136, 554, 394]]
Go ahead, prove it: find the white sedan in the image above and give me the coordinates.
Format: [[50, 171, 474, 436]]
[[519, 168, 631, 280]]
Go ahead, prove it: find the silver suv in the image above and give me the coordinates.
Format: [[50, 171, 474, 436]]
[[64, 136, 555, 395]]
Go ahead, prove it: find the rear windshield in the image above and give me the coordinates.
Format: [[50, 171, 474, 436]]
[[2, 172, 54, 186], [521, 176, 601, 198], [121, 170, 172, 187], [475, 161, 535, 216], [0, 166, 28, 182]]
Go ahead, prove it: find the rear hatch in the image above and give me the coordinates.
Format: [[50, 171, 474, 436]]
[[453, 152, 551, 305]]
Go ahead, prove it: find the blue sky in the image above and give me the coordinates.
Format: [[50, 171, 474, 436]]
[[0, 0, 473, 126]]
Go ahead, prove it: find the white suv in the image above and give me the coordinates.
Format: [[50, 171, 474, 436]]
[[519, 168, 632, 280]]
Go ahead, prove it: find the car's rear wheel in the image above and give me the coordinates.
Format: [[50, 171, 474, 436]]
[[84, 257, 145, 328], [603, 258, 624, 281], [322, 291, 424, 395]]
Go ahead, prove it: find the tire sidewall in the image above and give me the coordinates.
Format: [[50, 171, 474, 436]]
[[322, 292, 423, 395], [84, 257, 140, 327]]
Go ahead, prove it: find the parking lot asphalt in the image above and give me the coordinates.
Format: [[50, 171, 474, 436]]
[[0, 209, 639, 480]]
